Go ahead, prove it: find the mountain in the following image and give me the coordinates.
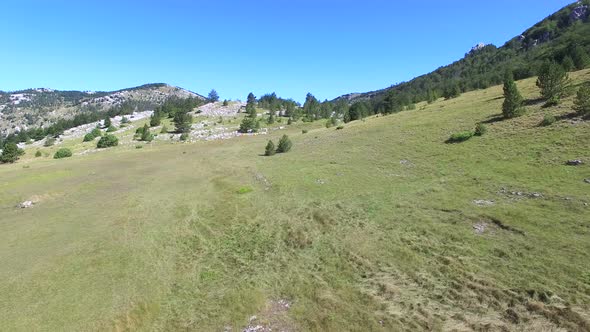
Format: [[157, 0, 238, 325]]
[[335, 1, 590, 106], [0, 83, 205, 135]]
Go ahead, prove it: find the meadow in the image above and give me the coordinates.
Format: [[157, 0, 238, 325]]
[[1, 70, 589, 331]]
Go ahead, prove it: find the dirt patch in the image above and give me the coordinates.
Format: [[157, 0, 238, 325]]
[[240, 299, 295, 332]]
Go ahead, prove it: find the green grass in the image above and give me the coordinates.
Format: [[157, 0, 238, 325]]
[[1, 70, 590, 331]]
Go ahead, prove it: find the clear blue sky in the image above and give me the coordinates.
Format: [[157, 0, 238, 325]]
[[0, 0, 573, 102]]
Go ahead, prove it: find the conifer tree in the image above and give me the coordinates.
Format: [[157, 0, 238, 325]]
[[276, 135, 292, 153], [536, 61, 570, 105], [265, 140, 276, 156], [502, 71, 524, 118], [573, 84, 590, 116]]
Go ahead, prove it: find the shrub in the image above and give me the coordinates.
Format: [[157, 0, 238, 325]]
[[0, 143, 24, 163], [541, 114, 556, 126], [160, 125, 168, 134], [106, 125, 117, 132], [96, 134, 118, 148], [90, 128, 102, 137], [287, 118, 293, 125], [336, 126, 344, 130], [223, 99, 229, 106], [121, 116, 130, 124], [135, 145, 143, 149], [53, 148, 72, 159], [276, 135, 292, 153], [179, 133, 189, 141], [265, 140, 276, 156], [474, 123, 487, 136], [302, 129, 308, 134], [236, 186, 253, 194], [447, 131, 474, 143], [35, 150, 42, 157], [44, 137, 56, 147], [238, 117, 259, 133], [83, 133, 95, 142], [325, 117, 338, 128]]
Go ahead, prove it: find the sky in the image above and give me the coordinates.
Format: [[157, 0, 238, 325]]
[[0, 0, 574, 102]]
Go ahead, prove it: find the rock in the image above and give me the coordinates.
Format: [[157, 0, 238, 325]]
[[529, 192, 543, 198], [473, 223, 487, 234], [570, 5, 589, 22], [584, 179, 590, 184], [473, 199, 495, 206], [249, 316, 257, 323], [316, 179, 326, 185], [19, 201, 34, 208], [566, 159, 584, 166]]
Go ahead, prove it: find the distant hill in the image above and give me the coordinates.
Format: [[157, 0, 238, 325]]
[[335, 1, 590, 106], [0, 83, 205, 135]]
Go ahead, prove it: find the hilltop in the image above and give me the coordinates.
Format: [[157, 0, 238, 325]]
[[335, 1, 590, 105], [0, 83, 205, 135]]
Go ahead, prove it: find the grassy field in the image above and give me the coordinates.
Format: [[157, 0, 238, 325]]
[[1, 70, 590, 331]]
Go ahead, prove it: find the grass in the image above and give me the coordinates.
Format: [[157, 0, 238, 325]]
[[1, 70, 590, 331]]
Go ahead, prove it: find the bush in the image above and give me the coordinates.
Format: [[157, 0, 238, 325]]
[[160, 125, 168, 134], [474, 123, 487, 136], [83, 133, 95, 142], [541, 114, 556, 126], [35, 150, 42, 157], [287, 118, 293, 125], [121, 116, 130, 124], [336, 126, 344, 130], [96, 134, 119, 148], [135, 145, 143, 149], [106, 125, 117, 133], [276, 135, 292, 153], [447, 131, 474, 143], [238, 117, 259, 133], [179, 133, 189, 141], [44, 137, 56, 147], [53, 148, 72, 159], [265, 140, 276, 156], [302, 129, 308, 134]]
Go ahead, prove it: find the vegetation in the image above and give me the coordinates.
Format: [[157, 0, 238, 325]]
[[502, 72, 524, 118], [140, 124, 154, 142], [179, 133, 189, 141], [103, 116, 112, 129], [0, 142, 24, 163], [264, 140, 276, 156], [573, 83, 590, 115], [541, 113, 557, 126], [161, 124, 169, 134], [83, 128, 102, 142], [536, 61, 571, 105], [276, 135, 292, 153], [53, 148, 73, 159], [208, 89, 219, 102], [34, 150, 42, 157], [474, 123, 487, 136], [239, 93, 260, 133], [150, 112, 161, 127], [96, 134, 118, 148], [44, 137, 56, 147], [173, 111, 193, 133]]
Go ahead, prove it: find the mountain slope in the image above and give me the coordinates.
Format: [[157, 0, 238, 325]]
[[336, 1, 590, 105], [0, 84, 205, 135]]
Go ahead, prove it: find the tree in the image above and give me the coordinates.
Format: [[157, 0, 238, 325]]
[[536, 61, 570, 105], [443, 82, 461, 99], [161, 125, 169, 134], [570, 45, 590, 70], [267, 111, 276, 124], [103, 116, 112, 129], [140, 124, 154, 142], [150, 112, 161, 127], [246, 92, 257, 117], [573, 84, 590, 116], [303, 93, 320, 120], [173, 111, 193, 133], [502, 71, 524, 118], [223, 99, 229, 106], [0, 142, 24, 163], [208, 89, 220, 102], [97, 134, 119, 148], [265, 140, 276, 156], [276, 135, 292, 153]]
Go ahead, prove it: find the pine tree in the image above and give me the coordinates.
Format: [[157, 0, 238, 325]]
[[573, 84, 590, 116], [502, 71, 524, 119], [536, 61, 570, 105], [265, 140, 276, 156], [267, 111, 275, 124], [276, 135, 292, 153], [0, 142, 24, 163], [246, 93, 257, 117], [208, 89, 220, 102], [141, 124, 153, 142], [173, 112, 193, 133], [150, 112, 161, 127], [103, 116, 112, 129]]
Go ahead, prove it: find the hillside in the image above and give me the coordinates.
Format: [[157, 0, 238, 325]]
[[0, 84, 205, 135], [1, 68, 588, 331], [336, 0, 590, 106]]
